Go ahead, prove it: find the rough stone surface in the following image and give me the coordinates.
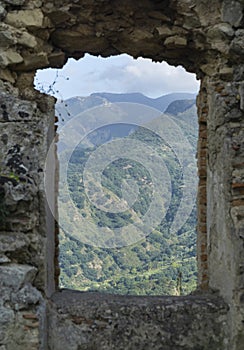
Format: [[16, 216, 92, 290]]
[[48, 290, 228, 350], [0, 0, 243, 349]]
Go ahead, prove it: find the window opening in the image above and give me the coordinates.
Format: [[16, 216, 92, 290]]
[[35, 53, 200, 296]]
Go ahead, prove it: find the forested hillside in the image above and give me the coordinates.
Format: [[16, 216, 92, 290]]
[[58, 94, 198, 296]]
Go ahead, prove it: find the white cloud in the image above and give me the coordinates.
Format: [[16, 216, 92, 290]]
[[98, 57, 199, 97], [35, 54, 200, 100]]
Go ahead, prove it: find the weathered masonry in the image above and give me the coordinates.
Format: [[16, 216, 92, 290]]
[[0, 0, 243, 349]]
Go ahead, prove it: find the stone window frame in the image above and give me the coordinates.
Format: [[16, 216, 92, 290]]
[[0, 1, 243, 348]]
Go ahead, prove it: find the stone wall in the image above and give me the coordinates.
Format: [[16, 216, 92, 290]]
[[48, 291, 228, 350], [0, 0, 243, 349]]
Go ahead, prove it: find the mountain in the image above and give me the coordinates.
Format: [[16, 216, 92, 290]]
[[57, 93, 198, 296], [55, 94, 106, 127], [55, 92, 196, 128], [91, 92, 196, 111], [165, 99, 196, 116]]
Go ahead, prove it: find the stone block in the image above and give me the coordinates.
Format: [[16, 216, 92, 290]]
[[0, 232, 29, 253], [6, 9, 44, 28], [0, 93, 37, 122], [0, 68, 16, 83], [11, 284, 42, 310], [0, 264, 37, 291], [48, 51, 66, 68], [219, 67, 234, 80], [0, 254, 10, 263], [0, 22, 37, 48], [4, 0, 25, 4], [230, 29, 244, 55], [208, 24, 234, 40], [0, 49, 23, 68], [155, 25, 172, 37], [16, 31, 37, 48], [14, 52, 49, 71], [222, 0, 243, 27], [164, 35, 187, 47], [0, 27, 16, 47], [48, 291, 228, 350], [0, 5, 6, 20], [0, 306, 15, 343]]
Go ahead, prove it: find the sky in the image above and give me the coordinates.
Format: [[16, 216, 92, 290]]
[[35, 53, 200, 100]]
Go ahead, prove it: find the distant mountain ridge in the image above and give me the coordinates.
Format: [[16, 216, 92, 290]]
[[56, 92, 196, 127], [91, 92, 196, 112], [165, 99, 196, 116]]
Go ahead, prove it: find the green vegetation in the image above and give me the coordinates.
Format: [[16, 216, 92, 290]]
[[59, 102, 198, 296]]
